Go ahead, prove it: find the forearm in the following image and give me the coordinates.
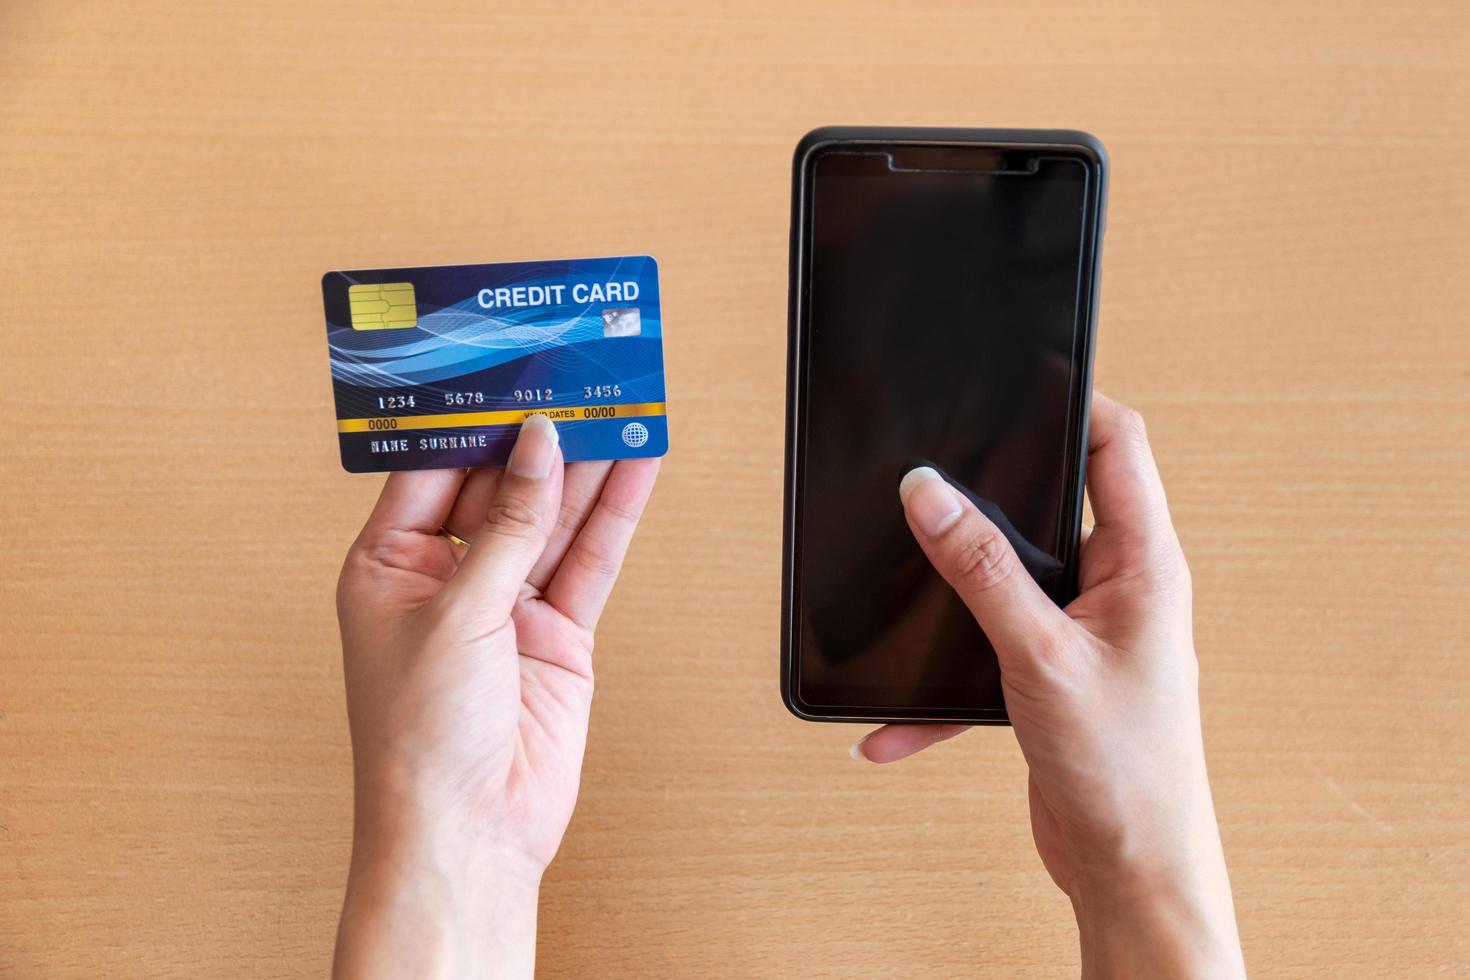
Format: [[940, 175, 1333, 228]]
[[334, 794, 542, 979]]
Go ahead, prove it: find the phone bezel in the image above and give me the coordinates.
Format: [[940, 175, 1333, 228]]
[[781, 126, 1109, 725]]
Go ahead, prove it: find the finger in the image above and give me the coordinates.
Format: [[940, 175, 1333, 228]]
[[898, 466, 1072, 659], [528, 460, 614, 590], [1080, 522, 1093, 549], [541, 457, 660, 632], [443, 463, 615, 583], [851, 724, 968, 763], [1085, 392, 1172, 540], [442, 467, 504, 542], [436, 414, 565, 627], [360, 468, 467, 540]]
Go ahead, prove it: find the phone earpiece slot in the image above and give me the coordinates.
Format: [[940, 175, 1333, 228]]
[[885, 146, 1040, 175]]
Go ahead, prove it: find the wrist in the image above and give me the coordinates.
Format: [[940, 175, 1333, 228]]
[[351, 749, 550, 874], [335, 764, 544, 979], [1069, 837, 1244, 980]]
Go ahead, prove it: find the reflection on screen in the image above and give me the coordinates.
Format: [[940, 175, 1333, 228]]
[[797, 153, 1088, 711]]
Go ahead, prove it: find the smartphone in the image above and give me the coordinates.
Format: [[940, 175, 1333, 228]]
[[781, 127, 1107, 724]]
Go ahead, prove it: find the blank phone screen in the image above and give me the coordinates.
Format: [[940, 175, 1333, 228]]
[[793, 148, 1093, 714]]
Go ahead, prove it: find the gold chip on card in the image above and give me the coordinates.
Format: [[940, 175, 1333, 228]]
[[348, 282, 417, 330]]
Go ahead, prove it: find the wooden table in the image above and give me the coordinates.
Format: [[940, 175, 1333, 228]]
[[2, 2, 1466, 975]]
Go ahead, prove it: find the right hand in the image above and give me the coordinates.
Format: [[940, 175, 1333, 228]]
[[855, 393, 1246, 979]]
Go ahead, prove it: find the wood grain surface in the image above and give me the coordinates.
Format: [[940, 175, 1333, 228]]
[[2, 1, 1467, 976]]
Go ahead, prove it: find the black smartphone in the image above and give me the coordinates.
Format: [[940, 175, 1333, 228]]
[[781, 127, 1107, 724]]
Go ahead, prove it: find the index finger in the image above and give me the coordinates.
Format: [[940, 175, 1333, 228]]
[[358, 468, 467, 541], [850, 723, 969, 763], [1085, 392, 1172, 540]]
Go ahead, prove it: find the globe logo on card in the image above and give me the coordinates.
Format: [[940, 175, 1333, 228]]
[[621, 422, 649, 448]]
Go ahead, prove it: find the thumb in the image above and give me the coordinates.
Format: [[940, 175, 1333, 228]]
[[899, 467, 1072, 665], [435, 413, 565, 629]]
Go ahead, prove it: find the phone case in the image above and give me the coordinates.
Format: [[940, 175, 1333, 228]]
[[781, 127, 1109, 725]]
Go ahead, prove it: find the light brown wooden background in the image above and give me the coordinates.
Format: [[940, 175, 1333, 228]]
[[2, 1, 1467, 976]]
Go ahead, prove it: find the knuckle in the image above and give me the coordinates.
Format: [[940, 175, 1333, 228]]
[[336, 531, 421, 617], [337, 543, 371, 588], [339, 530, 412, 583], [998, 632, 1088, 697], [1029, 630, 1073, 665], [1119, 405, 1149, 445], [356, 534, 406, 568], [483, 497, 544, 539], [554, 486, 597, 533], [568, 540, 621, 579], [1170, 544, 1194, 590], [953, 523, 1015, 594], [597, 495, 644, 528], [1142, 535, 1191, 592]]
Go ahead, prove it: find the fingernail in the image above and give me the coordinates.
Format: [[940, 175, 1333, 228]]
[[849, 736, 869, 761], [899, 466, 962, 536], [508, 413, 559, 480]]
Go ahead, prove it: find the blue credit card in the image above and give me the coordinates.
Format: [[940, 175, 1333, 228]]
[[322, 255, 668, 472]]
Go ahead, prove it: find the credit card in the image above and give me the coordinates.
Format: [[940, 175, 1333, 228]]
[[322, 255, 668, 472]]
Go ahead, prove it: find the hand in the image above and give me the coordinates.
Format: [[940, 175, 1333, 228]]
[[855, 393, 1245, 979], [332, 414, 659, 979]]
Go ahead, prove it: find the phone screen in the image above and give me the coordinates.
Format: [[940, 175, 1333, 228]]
[[793, 146, 1094, 715]]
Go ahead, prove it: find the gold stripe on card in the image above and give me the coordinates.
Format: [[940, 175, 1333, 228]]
[[337, 401, 667, 434]]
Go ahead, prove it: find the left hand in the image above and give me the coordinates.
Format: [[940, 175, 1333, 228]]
[[332, 414, 660, 979]]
